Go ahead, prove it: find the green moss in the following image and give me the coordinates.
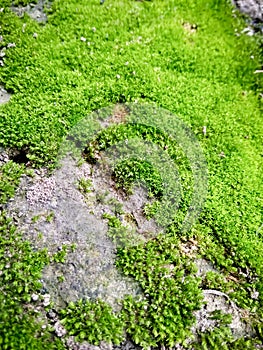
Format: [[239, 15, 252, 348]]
[[85, 120, 193, 228], [12, 0, 38, 6], [0, 161, 24, 204], [46, 211, 54, 223], [60, 299, 124, 345], [0, 0, 262, 348], [77, 177, 92, 194], [193, 325, 260, 350], [103, 213, 142, 247], [113, 158, 163, 197], [0, 213, 65, 349]]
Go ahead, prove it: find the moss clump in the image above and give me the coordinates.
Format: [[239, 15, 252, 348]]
[[0, 161, 24, 204], [117, 233, 203, 348], [60, 299, 124, 345], [0, 0, 262, 348], [0, 213, 65, 349]]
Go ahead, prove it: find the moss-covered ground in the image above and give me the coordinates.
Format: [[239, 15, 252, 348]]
[[0, 0, 262, 348]]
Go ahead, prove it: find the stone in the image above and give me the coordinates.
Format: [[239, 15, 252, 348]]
[[232, 0, 263, 22]]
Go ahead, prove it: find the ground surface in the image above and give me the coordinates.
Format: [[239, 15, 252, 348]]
[[0, 0, 263, 349]]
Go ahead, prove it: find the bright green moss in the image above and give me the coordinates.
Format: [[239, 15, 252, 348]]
[[0, 161, 24, 204], [0, 0, 262, 348], [116, 234, 203, 348], [0, 213, 65, 349]]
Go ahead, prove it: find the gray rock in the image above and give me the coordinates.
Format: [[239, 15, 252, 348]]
[[232, 0, 263, 22], [11, 0, 52, 24]]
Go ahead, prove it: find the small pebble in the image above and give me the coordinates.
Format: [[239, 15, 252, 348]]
[[43, 294, 51, 306], [31, 293, 39, 301], [7, 43, 16, 48]]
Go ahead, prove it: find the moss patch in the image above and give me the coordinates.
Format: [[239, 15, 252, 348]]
[[0, 0, 262, 348]]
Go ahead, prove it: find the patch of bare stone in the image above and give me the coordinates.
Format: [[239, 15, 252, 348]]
[[11, 0, 51, 24]]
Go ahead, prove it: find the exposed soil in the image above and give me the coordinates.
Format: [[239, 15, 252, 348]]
[[1, 2, 261, 346]]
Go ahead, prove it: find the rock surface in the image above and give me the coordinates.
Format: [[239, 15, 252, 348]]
[[11, 0, 51, 23], [232, 0, 263, 21], [5, 156, 142, 310]]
